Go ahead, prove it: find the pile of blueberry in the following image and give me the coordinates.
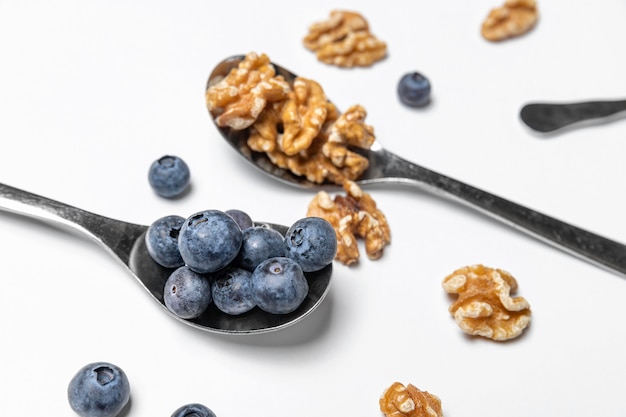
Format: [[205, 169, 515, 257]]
[[145, 209, 337, 318], [68, 361, 215, 417]]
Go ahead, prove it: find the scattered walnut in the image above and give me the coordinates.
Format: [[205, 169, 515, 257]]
[[481, 0, 539, 42], [380, 382, 443, 417], [303, 10, 387, 68], [442, 264, 531, 341], [206, 52, 291, 130], [307, 180, 390, 265]]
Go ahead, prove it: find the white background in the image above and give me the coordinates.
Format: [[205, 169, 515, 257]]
[[1, 1, 626, 416]]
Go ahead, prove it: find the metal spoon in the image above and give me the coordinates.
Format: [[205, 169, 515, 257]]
[[0, 182, 332, 334], [520, 99, 626, 134], [207, 55, 626, 279]]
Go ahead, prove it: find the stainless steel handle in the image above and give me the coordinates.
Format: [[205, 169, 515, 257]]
[[0, 182, 144, 264], [377, 150, 626, 278]]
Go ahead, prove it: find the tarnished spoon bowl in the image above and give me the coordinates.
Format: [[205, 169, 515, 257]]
[[207, 55, 626, 279], [0, 182, 332, 335]]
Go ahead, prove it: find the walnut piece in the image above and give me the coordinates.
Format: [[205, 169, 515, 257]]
[[278, 77, 330, 156], [306, 180, 390, 265], [206, 52, 291, 130], [252, 85, 373, 185], [322, 104, 373, 181], [380, 382, 443, 417], [481, 0, 539, 42], [442, 264, 531, 341], [303, 10, 387, 68], [248, 101, 283, 153]]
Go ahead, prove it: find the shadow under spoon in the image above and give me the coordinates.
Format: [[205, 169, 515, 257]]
[[0, 182, 332, 335], [520, 99, 626, 134], [207, 55, 626, 279]]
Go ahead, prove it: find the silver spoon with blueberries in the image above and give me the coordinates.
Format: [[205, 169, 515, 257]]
[[0, 181, 333, 334], [207, 54, 626, 279]]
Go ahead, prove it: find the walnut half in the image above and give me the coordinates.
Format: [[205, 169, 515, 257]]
[[303, 10, 387, 68], [442, 264, 531, 341], [206, 52, 290, 130], [380, 382, 443, 417], [481, 0, 539, 42]]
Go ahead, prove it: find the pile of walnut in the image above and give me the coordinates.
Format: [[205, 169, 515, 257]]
[[380, 382, 443, 417], [206, 52, 391, 265], [481, 0, 539, 41], [442, 264, 531, 341], [303, 10, 387, 68]]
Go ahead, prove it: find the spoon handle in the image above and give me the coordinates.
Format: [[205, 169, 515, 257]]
[[0, 182, 145, 264], [373, 150, 626, 277], [520, 100, 626, 133]]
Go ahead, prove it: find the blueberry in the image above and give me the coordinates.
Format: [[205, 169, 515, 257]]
[[67, 361, 130, 417], [284, 217, 337, 272], [178, 210, 243, 274], [236, 226, 285, 271], [171, 403, 217, 417], [164, 265, 212, 319], [145, 215, 185, 268], [251, 257, 309, 314], [225, 209, 254, 230], [397, 71, 431, 107], [211, 266, 256, 315], [148, 155, 191, 198]]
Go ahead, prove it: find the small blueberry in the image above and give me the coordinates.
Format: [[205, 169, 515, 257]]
[[252, 257, 309, 314], [211, 266, 256, 315], [284, 217, 337, 272], [67, 361, 130, 417], [148, 155, 191, 198], [171, 403, 217, 417], [178, 210, 243, 274], [225, 209, 254, 230], [164, 265, 212, 319], [397, 71, 431, 107], [236, 226, 285, 271], [145, 215, 185, 268]]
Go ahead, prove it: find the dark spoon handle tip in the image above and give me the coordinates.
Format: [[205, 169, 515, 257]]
[[520, 100, 626, 133]]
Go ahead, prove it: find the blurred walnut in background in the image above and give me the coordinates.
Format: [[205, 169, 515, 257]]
[[380, 382, 443, 417], [303, 10, 387, 68], [481, 0, 539, 41]]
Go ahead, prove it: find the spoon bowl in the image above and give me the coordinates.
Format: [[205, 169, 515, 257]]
[[208, 55, 626, 279], [0, 182, 332, 335]]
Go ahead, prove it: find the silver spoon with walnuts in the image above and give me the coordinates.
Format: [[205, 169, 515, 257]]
[[206, 53, 626, 279]]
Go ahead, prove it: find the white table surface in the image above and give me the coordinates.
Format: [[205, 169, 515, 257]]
[[1, 1, 626, 416]]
